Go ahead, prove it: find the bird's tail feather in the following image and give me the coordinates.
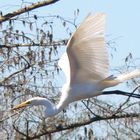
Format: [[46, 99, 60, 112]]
[[99, 69, 140, 89], [115, 69, 140, 83]]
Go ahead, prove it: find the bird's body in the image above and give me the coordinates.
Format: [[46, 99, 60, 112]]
[[12, 13, 140, 118], [62, 82, 100, 102]]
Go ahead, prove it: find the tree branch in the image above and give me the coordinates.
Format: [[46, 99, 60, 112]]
[[0, 0, 61, 23], [0, 39, 68, 48], [0, 54, 32, 84], [102, 90, 140, 99], [0, 65, 30, 84], [29, 113, 140, 139]]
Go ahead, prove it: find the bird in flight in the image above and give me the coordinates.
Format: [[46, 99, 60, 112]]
[[12, 13, 140, 117]]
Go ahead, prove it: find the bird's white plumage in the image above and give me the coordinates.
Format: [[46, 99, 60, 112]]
[[59, 13, 108, 84], [12, 13, 140, 118], [58, 52, 70, 82]]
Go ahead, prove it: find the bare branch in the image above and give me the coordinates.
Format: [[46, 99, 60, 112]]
[[102, 90, 140, 99], [0, 54, 32, 83], [113, 85, 140, 115], [29, 113, 140, 139], [0, 39, 68, 48], [0, 0, 61, 23], [0, 65, 30, 83]]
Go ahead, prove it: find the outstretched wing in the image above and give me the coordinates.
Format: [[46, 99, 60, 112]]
[[58, 52, 71, 82], [67, 13, 109, 83], [59, 13, 109, 84]]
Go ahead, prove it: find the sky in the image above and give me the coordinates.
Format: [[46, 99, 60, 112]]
[[1, 0, 140, 93], [55, 0, 140, 66], [48, 0, 140, 92], [1, 0, 140, 67]]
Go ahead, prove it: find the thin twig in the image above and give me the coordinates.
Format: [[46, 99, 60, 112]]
[[0, 0, 61, 23]]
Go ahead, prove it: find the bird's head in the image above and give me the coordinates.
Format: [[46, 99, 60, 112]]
[[11, 97, 57, 117], [11, 97, 46, 111]]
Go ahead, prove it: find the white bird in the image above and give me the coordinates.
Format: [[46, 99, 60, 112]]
[[12, 13, 140, 117]]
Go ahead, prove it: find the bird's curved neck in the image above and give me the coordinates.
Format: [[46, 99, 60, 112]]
[[55, 86, 71, 114], [56, 99, 69, 114], [40, 97, 69, 117]]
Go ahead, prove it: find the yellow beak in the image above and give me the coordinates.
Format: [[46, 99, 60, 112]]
[[11, 100, 31, 111]]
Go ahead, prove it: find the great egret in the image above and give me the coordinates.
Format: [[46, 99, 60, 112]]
[[12, 13, 140, 117]]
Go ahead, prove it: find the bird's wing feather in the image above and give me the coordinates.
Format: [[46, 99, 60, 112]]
[[66, 13, 109, 83], [58, 52, 71, 82]]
